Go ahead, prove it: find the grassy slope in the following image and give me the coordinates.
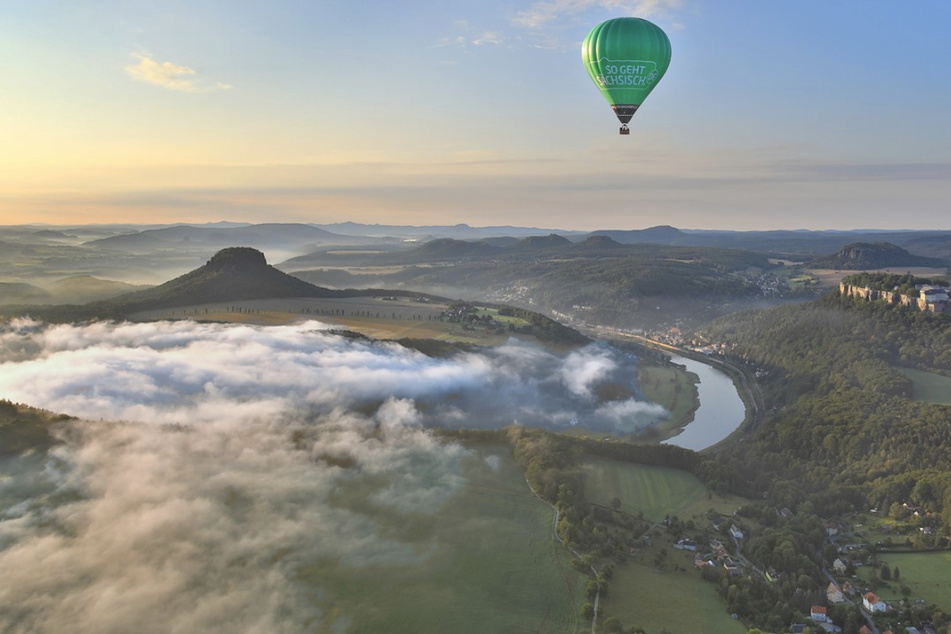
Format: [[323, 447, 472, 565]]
[[636, 363, 700, 438], [604, 560, 747, 634], [584, 458, 747, 633], [584, 458, 706, 522], [902, 367, 951, 404], [853, 551, 951, 613]]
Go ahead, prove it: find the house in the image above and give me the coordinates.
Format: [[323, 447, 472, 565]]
[[824, 521, 839, 536], [832, 558, 848, 574], [723, 558, 741, 577], [863, 591, 888, 613], [842, 581, 856, 596], [810, 605, 828, 622], [675, 538, 697, 551], [729, 523, 744, 540], [859, 627, 872, 634], [826, 582, 845, 604]]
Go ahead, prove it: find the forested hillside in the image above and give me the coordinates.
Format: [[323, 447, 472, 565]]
[[808, 241, 948, 269], [290, 243, 796, 329], [698, 289, 951, 526]]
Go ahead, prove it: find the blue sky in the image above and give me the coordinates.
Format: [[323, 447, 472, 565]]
[[1, 0, 949, 230]]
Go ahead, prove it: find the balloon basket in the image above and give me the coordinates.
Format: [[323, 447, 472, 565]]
[[619, 125, 630, 135]]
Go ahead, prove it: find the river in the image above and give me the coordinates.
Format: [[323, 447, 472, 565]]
[[661, 354, 747, 451]]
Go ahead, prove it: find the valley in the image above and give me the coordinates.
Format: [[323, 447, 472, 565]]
[[1, 222, 951, 634]]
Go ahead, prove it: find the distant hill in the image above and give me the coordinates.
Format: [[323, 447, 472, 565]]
[[11, 248, 446, 323], [406, 238, 504, 261], [45, 276, 150, 304], [0, 282, 52, 305], [13, 248, 343, 321], [808, 242, 947, 270], [573, 235, 626, 252], [510, 234, 573, 252], [314, 222, 587, 241], [103, 247, 341, 312], [901, 234, 951, 260], [587, 225, 688, 244], [282, 233, 578, 268], [84, 223, 369, 254]]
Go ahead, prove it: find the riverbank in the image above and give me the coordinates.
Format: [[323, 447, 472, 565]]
[[585, 327, 762, 452]]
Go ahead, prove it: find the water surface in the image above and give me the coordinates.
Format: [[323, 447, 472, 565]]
[[662, 354, 746, 451]]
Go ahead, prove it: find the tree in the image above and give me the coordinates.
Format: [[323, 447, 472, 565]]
[[881, 563, 891, 580], [581, 602, 594, 619], [894, 565, 901, 581], [586, 580, 599, 600]]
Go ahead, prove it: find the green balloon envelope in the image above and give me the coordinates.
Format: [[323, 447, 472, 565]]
[[582, 17, 671, 126]]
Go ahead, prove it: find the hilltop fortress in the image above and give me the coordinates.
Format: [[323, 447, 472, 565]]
[[839, 281, 950, 314]]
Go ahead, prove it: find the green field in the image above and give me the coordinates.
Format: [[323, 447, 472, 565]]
[[857, 551, 951, 612], [584, 458, 707, 522], [602, 559, 747, 634], [636, 363, 700, 438], [901, 367, 951, 404], [299, 446, 587, 633], [583, 458, 749, 632], [132, 299, 548, 346]]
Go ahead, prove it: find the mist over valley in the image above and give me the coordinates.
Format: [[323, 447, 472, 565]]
[[2, 222, 951, 633]]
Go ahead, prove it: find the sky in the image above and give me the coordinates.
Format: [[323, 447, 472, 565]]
[[1, 0, 949, 231]]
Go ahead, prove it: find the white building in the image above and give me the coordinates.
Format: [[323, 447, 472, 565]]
[[863, 591, 887, 613]]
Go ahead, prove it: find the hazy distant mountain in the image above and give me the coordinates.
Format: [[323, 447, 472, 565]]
[[587, 225, 689, 244], [573, 235, 626, 251], [281, 233, 585, 268], [315, 222, 588, 241], [901, 234, 951, 260], [510, 234, 573, 252], [103, 247, 341, 312], [84, 223, 372, 254], [0, 282, 52, 305], [807, 242, 948, 270], [404, 238, 505, 261], [45, 276, 150, 304]]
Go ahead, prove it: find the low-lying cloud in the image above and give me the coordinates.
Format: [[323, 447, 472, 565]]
[[0, 318, 666, 632], [0, 318, 666, 433]]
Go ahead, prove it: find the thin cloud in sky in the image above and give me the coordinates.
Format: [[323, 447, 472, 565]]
[[513, 0, 683, 29], [473, 31, 505, 45], [124, 53, 232, 93]]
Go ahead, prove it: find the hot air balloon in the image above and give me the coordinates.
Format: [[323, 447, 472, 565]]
[[581, 17, 671, 135]]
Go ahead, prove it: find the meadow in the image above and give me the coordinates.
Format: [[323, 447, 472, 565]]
[[852, 551, 951, 613], [901, 367, 951, 404], [636, 363, 700, 439], [298, 446, 588, 633], [583, 458, 707, 522], [584, 458, 747, 633], [601, 559, 747, 634], [131, 298, 537, 345]]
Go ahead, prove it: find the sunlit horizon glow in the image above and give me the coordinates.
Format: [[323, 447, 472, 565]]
[[2, 0, 949, 231]]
